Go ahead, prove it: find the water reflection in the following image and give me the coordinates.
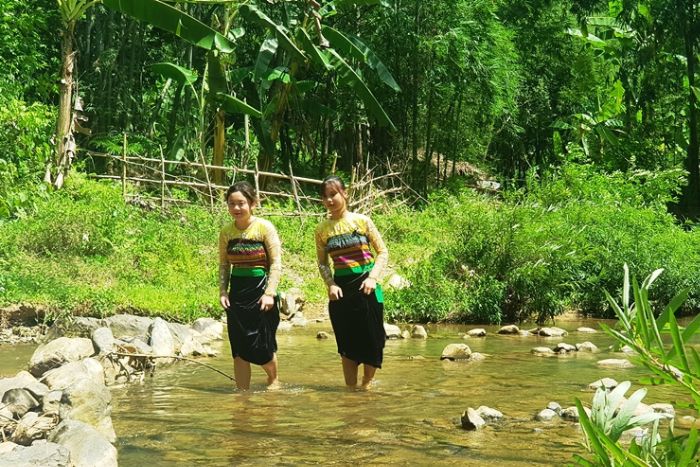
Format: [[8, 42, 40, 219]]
[[107, 322, 690, 465]]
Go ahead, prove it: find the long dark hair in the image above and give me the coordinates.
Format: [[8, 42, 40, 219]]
[[225, 181, 257, 205], [319, 175, 346, 197]]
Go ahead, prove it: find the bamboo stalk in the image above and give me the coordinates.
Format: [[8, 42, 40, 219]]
[[254, 160, 261, 206], [122, 133, 127, 198], [288, 161, 302, 213]]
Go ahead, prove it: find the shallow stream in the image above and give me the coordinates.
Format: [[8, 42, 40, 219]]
[[99, 321, 685, 466]]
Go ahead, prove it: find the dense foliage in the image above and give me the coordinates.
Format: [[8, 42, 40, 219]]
[[0, 172, 697, 323], [0, 0, 699, 322], [2, 0, 699, 211]]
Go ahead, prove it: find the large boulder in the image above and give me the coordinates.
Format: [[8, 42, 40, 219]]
[[104, 314, 153, 340], [2, 388, 40, 418], [91, 328, 115, 355], [440, 344, 472, 361], [149, 318, 175, 361], [28, 338, 95, 377], [535, 408, 557, 422], [411, 325, 428, 339], [576, 341, 599, 353], [597, 359, 634, 369], [42, 391, 63, 417], [0, 371, 48, 401], [554, 342, 576, 353], [561, 406, 590, 422], [467, 328, 487, 337], [192, 318, 223, 342], [531, 347, 555, 356], [279, 288, 304, 317], [49, 420, 118, 467], [383, 323, 402, 339], [0, 441, 70, 466], [45, 317, 104, 341], [588, 378, 618, 391], [460, 408, 486, 430], [475, 406, 503, 422], [650, 403, 675, 417], [166, 322, 207, 356], [497, 325, 519, 335], [538, 327, 568, 337], [43, 359, 114, 442]]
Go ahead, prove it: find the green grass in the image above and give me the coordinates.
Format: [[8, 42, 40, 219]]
[[1, 168, 699, 325]]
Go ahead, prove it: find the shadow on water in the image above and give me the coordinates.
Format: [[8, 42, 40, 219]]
[[107, 320, 691, 466]]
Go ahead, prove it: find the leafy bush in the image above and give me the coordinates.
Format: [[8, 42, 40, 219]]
[[383, 163, 699, 323], [0, 98, 55, 220]]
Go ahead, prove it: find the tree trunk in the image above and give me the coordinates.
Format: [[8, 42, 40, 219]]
[[212, 108, 226, 185], [46, 21, 76, 187]]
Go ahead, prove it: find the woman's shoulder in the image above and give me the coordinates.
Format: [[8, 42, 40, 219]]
[[254, 216, 277, 231], [347, 211, 372, 229], [315, 216, 332, 232], [220, 221, 235, 236]]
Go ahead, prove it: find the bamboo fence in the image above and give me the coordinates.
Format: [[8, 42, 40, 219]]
[[83, 140, 405, 216]]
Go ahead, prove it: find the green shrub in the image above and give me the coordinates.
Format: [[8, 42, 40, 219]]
[[0, 98, 55, 220], [382, 163, 699, 323]]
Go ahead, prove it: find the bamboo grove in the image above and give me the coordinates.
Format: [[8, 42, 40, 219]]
[[1, 0, 699, 218]]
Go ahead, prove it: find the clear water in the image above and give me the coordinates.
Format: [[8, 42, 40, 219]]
[[0, 343, 36, 377], [106, 322, 687, 466]]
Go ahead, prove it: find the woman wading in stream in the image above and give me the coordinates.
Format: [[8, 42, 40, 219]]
[[315, 176, 389, 389], [219, 181, 282, 390]]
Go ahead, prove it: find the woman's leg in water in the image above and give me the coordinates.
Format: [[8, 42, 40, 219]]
[[361, 364, 378, 389], [341, 356, 359, 388], [234, 357, 252, 390], [261, 353, 279, 387]]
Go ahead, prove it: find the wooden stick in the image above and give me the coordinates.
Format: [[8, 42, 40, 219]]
[[159, 146, 165, 210], [254, 160, 261, 206], [288, 161, 302, 213], [84, 151, 323, 184], [107, 351, 235, 381], [90, 175, 322, 202], [121, 133, 127, 198]]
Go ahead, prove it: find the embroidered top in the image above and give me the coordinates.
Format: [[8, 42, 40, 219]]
[[218, 217, 281, 296], [315, 211, 388, 287]]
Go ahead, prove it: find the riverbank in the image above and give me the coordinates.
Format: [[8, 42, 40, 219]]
[[1, 170, 699, 326]]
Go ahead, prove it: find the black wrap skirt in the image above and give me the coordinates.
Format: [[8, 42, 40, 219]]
[[328, 272, 386, 368], [226, 274, 279, 365]]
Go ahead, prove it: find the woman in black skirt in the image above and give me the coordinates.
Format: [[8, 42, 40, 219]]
[[219, 181, 282, 390], [315, 176, 388, 389]]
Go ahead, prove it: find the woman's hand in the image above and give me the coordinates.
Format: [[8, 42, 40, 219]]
[[328, 285, 344, 301], [220, 294, 230, 309], [259, 294, 275, 312], [360, 277, 376, 295]]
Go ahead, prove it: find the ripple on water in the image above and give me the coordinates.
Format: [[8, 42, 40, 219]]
[[106, 322, 687, 466]]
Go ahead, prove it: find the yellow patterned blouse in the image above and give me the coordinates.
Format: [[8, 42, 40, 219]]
[[218, 217, 281, 297]]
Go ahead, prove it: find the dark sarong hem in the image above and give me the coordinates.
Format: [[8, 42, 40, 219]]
[[226, 275, 279, 366], [329, 272, 386, 368]]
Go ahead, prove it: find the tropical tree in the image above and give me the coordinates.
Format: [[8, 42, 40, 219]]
[[46, 0, 100, 189]]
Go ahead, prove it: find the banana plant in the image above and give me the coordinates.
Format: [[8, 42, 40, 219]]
[[47, 0, 103, 189], [237, 0, 398, 173]]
